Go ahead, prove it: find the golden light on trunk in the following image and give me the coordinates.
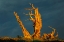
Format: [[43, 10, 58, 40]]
[[14, 12, 32, 39]]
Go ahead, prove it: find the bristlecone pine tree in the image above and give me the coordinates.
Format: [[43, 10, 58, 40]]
[[14, 3, 58, 41]]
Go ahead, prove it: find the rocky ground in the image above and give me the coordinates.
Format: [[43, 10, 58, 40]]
[[0, 37, 63, 42]]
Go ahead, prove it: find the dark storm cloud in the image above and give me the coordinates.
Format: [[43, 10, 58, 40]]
[[40, 0, 64, 39], [0, 0, 64, 39]]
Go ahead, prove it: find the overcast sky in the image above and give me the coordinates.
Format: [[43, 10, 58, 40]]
[[0, 0, 64, 39]]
